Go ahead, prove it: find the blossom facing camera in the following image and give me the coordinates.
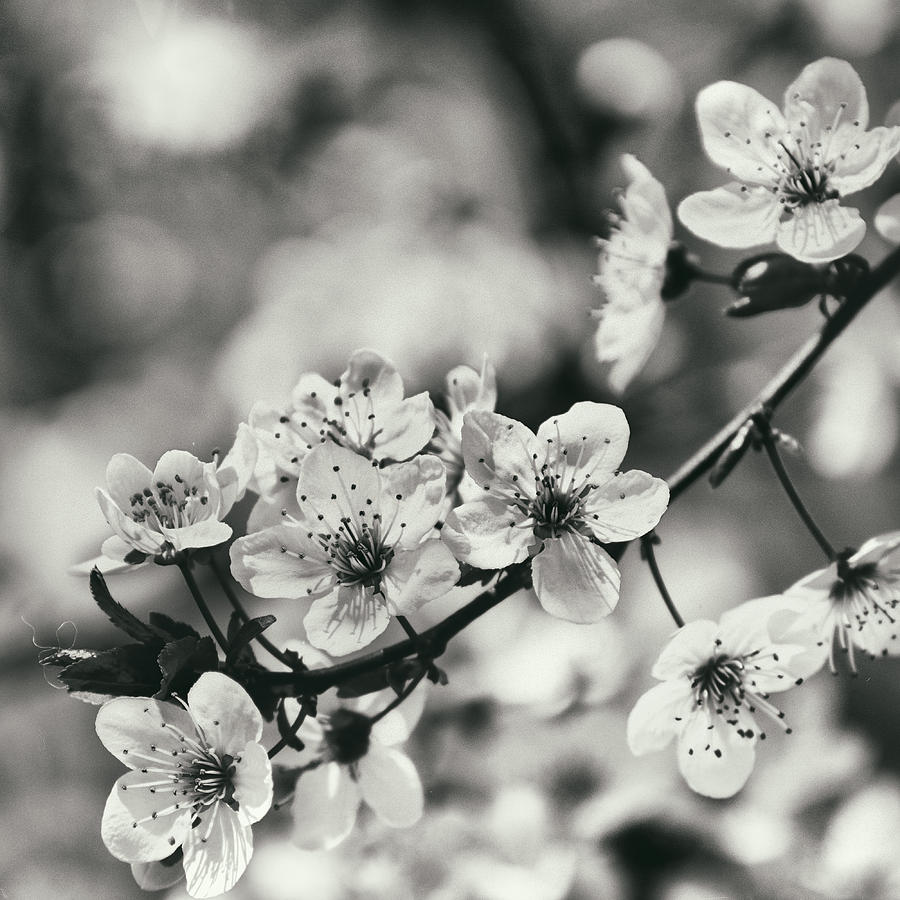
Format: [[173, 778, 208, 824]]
[[777, 532, 900, 673], [593, 154, 674, 394], [95, 671, 273, 899], [678, 57, 900, 263], [442, 403, 669, 623], [287, 686, 426, 850], [230, 444, 459, 656], [627, 597, 821, 798]]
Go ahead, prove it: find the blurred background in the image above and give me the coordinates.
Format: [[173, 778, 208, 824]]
[[3, 0, 900, 897]]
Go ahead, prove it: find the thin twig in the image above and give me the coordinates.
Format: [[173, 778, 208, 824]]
[[178, 561, 229, 653], [640, 534, 684, 628]]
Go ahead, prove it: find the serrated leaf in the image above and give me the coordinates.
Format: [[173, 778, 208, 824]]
[[147, 612, 201, 642], [226, 615, 277, 668], [89, 568, 164, 646], [155, 636, 218, 699], [57, 644, 162, 698]]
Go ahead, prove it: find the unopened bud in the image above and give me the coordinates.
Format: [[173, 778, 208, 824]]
[[727, 254, 826, 317], [709, 420, 756, 488]]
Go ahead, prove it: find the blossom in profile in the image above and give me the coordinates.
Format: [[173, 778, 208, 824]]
[[777, 532, 900, 673], [77, 425, 257, 574], [678, 57, 900, 263], [593, 154, 673, 394], [627, 597, 821, 798], [230, 444, 459, 656], [247, 349, 436, 527], [441, 403, 669, 622], [286, 686, 426, 850], [95, 671, 273, 899], [429, 357, 498, 498]]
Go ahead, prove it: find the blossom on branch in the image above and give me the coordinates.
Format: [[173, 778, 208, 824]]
[[247, 349, 436, 527], [627, 597, 820, 798], [76, 425, 258, 574], [286, 686, 426, 850], [441, 403, 669, 622], [678, 57, 900, 263], [230, 444, 459, 655], [777, 532, 900, 673], [95, 671, 273, 899], [593, 154, 673, 394]]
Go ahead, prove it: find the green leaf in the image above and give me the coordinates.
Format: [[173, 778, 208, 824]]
[[226, 614, 277, 668], [56, 644, 162, 701], [155, 636, 219, 699], [147, 612, 202, 642], [89, 568, 164, 646]]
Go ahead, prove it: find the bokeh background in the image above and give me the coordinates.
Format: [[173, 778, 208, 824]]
[[3, 1, 900, 898]]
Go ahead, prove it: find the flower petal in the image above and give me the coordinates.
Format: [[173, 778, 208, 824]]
[[229, 525, 333, 600], [626, 679, 693, 755], [96, 488, 165, 555], [216, 423, 258, 515], [96, 695, 197, 766], [695, 80, 786, 184], [374, 392, 437, 462], [341, 348, 404, 406], [676, 713, 757, 799], [291, 761, 359, 850], [594, 293, 665, 395], [303, 585, 391, 655], [367, 686, 428, 746], [531, 533, 621, 623], [152, 450, 209, 497], [650, 620, 719, 680], [829, 127, 900, 196], [460, 410, 541, 494], [775, 201, 865, 263], [105, 453, 154, 511], [163, 519, 232, 552], [441, 498, 533, 569], [446, 359, 498, 426], [232, 741, 274, 823], [182, 803, 253, 899], [131, 858, 185, 892], [875, 193, 900, 243], [618, 153, 673, 251], [677, 184, 780, 248], [582, 470, 669, 542], [784, 57, 868, 135], [535, 402, 631, 477], [357, 743, 424, 828], [381, 455, 447, 546], [101, 781, 190, 863], [382, 541, 460, 614], [187, 671, 264, 756]]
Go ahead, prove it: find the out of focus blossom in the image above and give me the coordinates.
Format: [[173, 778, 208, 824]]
[[875, 193, 900, 242], [798, 0, 898, 56], [78, 427, 256, 573], [593, 155, 673, 394], [430, 358, 498, 498], [96, 672, 273, 898], [443, 403, 668, 622], [777, 531, 900, 672], [678, 57, 900, 263], [247, 349, 435, 526], [231, 444, 458, 655], [627, 597, 820, 798], [286, 687, 426, 849]]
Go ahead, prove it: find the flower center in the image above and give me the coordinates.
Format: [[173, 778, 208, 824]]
[[690, 653, 745, 706], [128, 477, 210, 530], [530, 475, 589, 540], [324, 709, 372, 765], [329, 517, 393, 590], [186, 748, 239, 812]]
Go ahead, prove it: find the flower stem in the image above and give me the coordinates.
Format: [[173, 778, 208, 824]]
[[208, 555, 298, 668], [640, 533, 684, 628], [370, 669, 428, 725], [693, 268, 733, 286], [752, 414, 836, 560], [268, 704, 307, 760], [178, 560, 230, 653]]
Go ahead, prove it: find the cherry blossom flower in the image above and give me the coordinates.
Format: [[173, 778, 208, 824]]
[[429, 357, 498, 499], [77, 425, 258, 574], [230, 444, 459, 655], [592, 154, 672, 394], [678, 57, 900, 263], [246, 349, 436, 527], [777, 532, 900, 673], [627, 597, 822, 799], [285, 686, 426, 850], [441, 403, 669, 622], [95, 671, 273, 899]]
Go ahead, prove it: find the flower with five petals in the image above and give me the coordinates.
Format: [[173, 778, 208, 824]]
[[230, 444, 459, 655], [627, 597, 820, 798], [95, 671, 273, 899], [678, 57, 900, 263], [441, 403, 669, 622]]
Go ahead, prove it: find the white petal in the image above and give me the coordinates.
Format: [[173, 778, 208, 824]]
[[187, 671, 264, 757], [232, 741, 274, 823], [229, 525, 333, 600], [531, 533, 621, 623], [441, 498, 533, 570], [374, 392, 437, 462], [152, 450, 209, 498], [594, 293, 665, 395], [101, 782, 190, 863], [829, 127, 900, 196], [535, 401, 630, 477], [96, 488, 164, 555], [854, 531, 900, 566], [650, 620, 718, 680], [341, 348, 404, 406], [626, 680, 693, 755], [291, 761, 359, 850], [677, 184, 779, 248], [582, 470, 669, 542], [676, 713, 757, 798], [357, 743, 424, 828], [775, 201, 865, 263], [695, 80, 786, 184], [96, 695, 197, 766], [618, 153, 673, 249], [381, 455, 447, 546], [131, 859, 185, 892], [216, 423, 258, 515], [445, 359, 498, 425], [105, 453, 154, 511], [460, 410, 541, 494], [164, 519, 232, 552], [182, 804, 253, 899], [875, 193, 900, 243], [303, 586, 391, 656], [783, 57, 868, 135], [382, 541, 460, 614], [369, 685, 428, 746]]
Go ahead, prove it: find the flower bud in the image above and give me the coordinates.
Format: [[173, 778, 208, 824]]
[[726, 254, 827, 317]]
